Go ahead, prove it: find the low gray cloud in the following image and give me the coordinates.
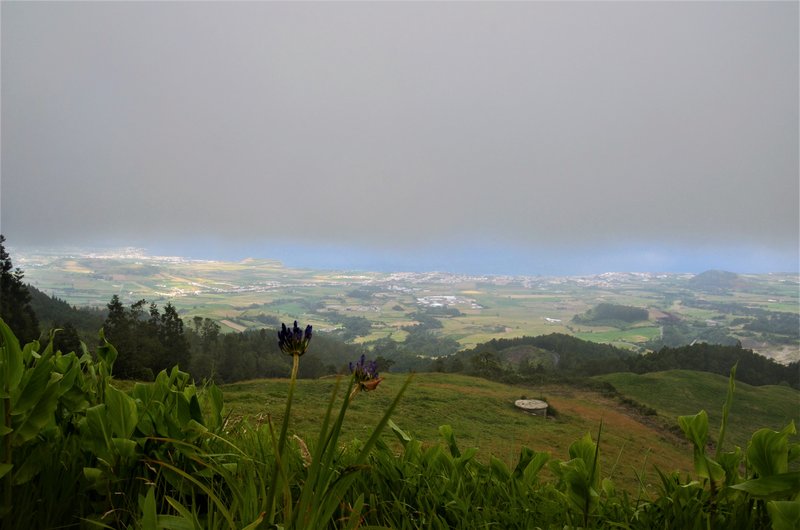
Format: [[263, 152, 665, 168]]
[[2, 2, 798, 263]]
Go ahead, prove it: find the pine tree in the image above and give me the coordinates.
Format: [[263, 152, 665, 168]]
[[0, 235, 40, 343], [103, 296, 191, 379], [52, 322, 83, 354], [159, 303, 190, 373]]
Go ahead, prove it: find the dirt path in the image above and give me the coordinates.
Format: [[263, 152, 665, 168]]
[[220, 319, 247, 332]]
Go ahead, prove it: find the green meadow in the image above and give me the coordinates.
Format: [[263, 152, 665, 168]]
[[595, 370, 800, 450]]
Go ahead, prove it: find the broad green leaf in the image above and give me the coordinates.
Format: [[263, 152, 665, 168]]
[[716, 362, 737, 458], [388, 419, 411, 446], [140, 487, 157, 530], [188, 393, 203, 424], [730, 472, 800, 497], [84, 405, 112, 457], [692, 449, 726, 482], [0, 463, 12, 480], [557, 457, 597, 514], [602, 477, 616, 497], [169, 366, 190, 389], [767, 500, 800, 530], [96, 330, 117, 371], [56, 358, 81, 401], [458, 446, 479, 464], [513, 446, 536, 478], [789, 442, 800, 464], [12, 373, 62, 444], [11, 443, 51, 485], [490, 456, 511, 481], [0, 318, 24, 393], [111, 437, 139, 460], [182, 419, 208, 436], [54, 351, 73, 372], [569, 432, 597, 463], [747, 423, 796, 478], [523, 452, 550, 484], [568, 432, 601, 489], [718, 447, 744, 486], [132, 381, 157, 405], [679, 410, 709, 450], [174, 392, 192, 425], [105, 384, 138, 438], [40, 334, 54, 358], [12, 355, 55, 413], [21, 340, 39, 364], [83, 467, 108, 491], [439, 424, 461, 458]]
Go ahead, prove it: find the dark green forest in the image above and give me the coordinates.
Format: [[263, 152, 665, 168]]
[[572, 302, 650, 327], [445, 334, 799, 389]]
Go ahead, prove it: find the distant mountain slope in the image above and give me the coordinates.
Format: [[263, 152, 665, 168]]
[[596, 370, 800, 450], [688, 269, 741, 292], [448, 334, 797, 388], [27, 283, 106, 337], [454, 333, 634, 372], [630, 343, 799, 388]]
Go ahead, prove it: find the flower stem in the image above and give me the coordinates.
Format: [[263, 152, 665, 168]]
[[348, 385, 360, 404], [267, 353, 300, 524], [277, 353, 300, 455], [3, 396, 11, 513]]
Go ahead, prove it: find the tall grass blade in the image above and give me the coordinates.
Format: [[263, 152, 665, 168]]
[[716, 362, 737, 459]]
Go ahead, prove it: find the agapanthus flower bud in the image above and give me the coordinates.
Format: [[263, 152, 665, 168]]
[[278, 320, 312, 356], [350, 354, 383, 392]]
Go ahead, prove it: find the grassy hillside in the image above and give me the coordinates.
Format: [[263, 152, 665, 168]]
[[222, 372, 694, 491], [595, 370, 800, 450]]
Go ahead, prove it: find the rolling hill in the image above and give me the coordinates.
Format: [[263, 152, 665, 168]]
[[595, 370, 800, 450], [217, 370, 798, 492]]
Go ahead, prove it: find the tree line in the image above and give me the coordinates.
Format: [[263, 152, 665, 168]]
[[50, 294, 359, 383], [439, 333, 799, 388], [572, 302, 649, 326]]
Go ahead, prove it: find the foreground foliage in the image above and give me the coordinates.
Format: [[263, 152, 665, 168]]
[[1, 318, 798, 529]]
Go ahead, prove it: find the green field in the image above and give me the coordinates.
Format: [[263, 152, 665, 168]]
[[574, 325, 662, 346], [18, 250, 800, 362], [222, 372, 694, 491], [214, 370, 788, 494], [595, 370, 800, 450]]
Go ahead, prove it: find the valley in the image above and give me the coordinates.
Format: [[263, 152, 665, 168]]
[[16, 247, 800, 363]]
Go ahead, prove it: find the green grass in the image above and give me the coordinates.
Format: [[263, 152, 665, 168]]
[[574, 325, 661, 344], [218, 368, 800, 491], [221, 372, 696, 491], [595, 370, 800, 450]]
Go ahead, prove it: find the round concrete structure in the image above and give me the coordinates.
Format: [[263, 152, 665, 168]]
[[514, 399, 549, 416]]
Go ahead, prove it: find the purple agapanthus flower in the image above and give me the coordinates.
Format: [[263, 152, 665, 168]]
[[278, 321, 312, 356], [350, 354, 383, 391]]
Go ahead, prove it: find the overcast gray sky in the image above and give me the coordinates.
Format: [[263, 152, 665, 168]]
[[1, 2, 798, 273]]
